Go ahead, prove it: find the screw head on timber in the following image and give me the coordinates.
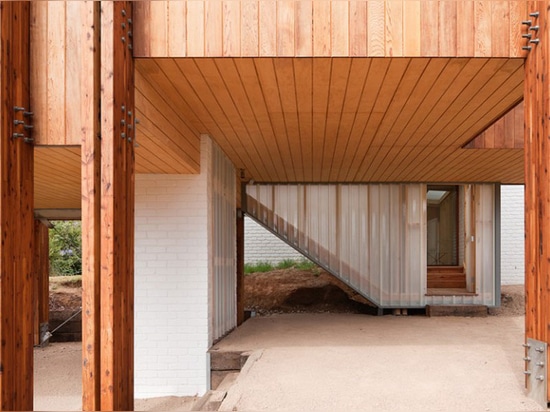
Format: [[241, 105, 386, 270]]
[[23, 137, 34, 144], [128, 31, 133, 38], [524, 370, 532, 375], [530, 26, 540, 32], [523, 343, 532, 348], [536, 375, 545, 381], [523, 46, 533, 51], [121, 105, 126, 112], [524, 356, 532, 361], [121, 133, 126, 139], [522, 20, 533, 26], [523, 33, 533, 39], [128, 111, 132, 117], [13, 120, 24, 126], [121, 36, 126, 43], [128, 18, 133, 25], [129, 44, 133, 51], [24, 111, 33, 117], [12, 133, 24, 139], [122, 9, 126, 17], [13, 106, 25, 112], [530, 11, 540, 18], [530, 39, 540, 45], [535, 347, 545, 353], [536, 361, 545, 367], [122, 23, 126, 30]]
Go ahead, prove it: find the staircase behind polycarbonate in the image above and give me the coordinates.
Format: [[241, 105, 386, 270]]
[[244, 183, 427, 309]]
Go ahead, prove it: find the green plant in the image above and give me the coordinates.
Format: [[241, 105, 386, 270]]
[[49, 221, 82, 277], [244, 261, 275, 274], [294, 259, 317, 271], [275, 259, 296, 270]]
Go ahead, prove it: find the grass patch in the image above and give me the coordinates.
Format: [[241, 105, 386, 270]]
[[50, 275, 82, 289], [245, 259, 319, 274], [245, 261, 274, 274]]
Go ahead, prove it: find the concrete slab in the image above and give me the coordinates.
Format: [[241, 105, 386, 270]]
[[214, 313, 543, 412]]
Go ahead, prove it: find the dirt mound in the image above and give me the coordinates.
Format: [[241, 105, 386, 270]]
[[244, 268, 376, 315]]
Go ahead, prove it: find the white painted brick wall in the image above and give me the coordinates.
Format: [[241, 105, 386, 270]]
[[135, 141, 211, 398], [501, 185, 524, 285], [245, 217, 305, 264]]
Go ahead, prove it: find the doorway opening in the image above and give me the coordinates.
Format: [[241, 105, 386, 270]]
[[426, 186, 467, 293]]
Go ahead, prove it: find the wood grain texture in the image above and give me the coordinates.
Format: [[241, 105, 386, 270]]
[[523, 0, 549, 399], [464, 102, 524, 149], [0, 3, 34, 410], [80, 3, 100, 410], [99, 2, 135, 410], [133, 1, 526, 58]]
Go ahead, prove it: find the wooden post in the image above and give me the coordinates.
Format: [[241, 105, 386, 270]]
[[81, 2, 101, 411], [99, 2, 135, 410], [236, 209, 245, 325], [524, 0, 550, 401], [33, 219, 50, 347], [0, 2, 34, 410]]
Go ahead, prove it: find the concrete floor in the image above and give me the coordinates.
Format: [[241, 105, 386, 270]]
[[34, 313, 544, 411], [214, 313, 544, 412]]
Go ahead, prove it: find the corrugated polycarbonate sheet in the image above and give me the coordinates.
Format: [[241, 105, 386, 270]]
[[246, 183, 496, 308]]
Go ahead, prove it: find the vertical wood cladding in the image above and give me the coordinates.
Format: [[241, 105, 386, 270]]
[[134, 1, 527, 58]]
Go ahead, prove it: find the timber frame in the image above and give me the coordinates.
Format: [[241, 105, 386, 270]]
[[0, 0, 550, 410]]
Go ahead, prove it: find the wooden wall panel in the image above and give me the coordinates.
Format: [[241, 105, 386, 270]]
[[134, 1, 528, 58], [0, 3, 34, 410], [524, 0, 549, 400], [464, 102, 524, 149], [31, 2, 96, 145]]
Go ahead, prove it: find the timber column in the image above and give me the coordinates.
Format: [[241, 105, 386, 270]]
[[100, 2, 135, 410], [524, 0, 550, 404], [82, 2, 135, 410], [0, 2, 34, 411]]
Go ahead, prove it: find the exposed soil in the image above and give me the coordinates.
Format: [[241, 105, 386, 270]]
[[48, 271, 525, 319]]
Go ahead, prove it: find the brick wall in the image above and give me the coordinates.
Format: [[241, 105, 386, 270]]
[[500, 185, 524, 285], [245, 217, 305, 264], [135, 137, 217, 399]]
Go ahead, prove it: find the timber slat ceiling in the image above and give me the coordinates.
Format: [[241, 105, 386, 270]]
[[136, 57, 524, 184], [35, 56, 525, 210]]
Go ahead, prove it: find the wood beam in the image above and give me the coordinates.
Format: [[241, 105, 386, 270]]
[[33, 219, 50, 347], [81, 2, 101, 411], [0, 2, 34, 410], [100, 2, 135, 410], [524, 0, 550, 401], [236, 209, 245, 326]]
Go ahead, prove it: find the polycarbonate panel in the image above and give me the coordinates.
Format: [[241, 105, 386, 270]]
[[246, 183, 497, 308], [211, 141, 237, 342], [246, 183, 428, 307]]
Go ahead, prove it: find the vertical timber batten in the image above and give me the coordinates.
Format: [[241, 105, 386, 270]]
[[81, 2, 101, 410], [99, 2, 135, 411], [0, 2, 33, 410], [524, 0, 550, 401]]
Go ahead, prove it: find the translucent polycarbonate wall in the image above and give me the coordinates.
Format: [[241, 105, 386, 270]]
[[209, 139, 237, 342], [246, 183, 497, 308]]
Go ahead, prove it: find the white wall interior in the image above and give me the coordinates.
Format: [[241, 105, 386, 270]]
[[500, 185, 524, 285], [134, 136, 237, 399]]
